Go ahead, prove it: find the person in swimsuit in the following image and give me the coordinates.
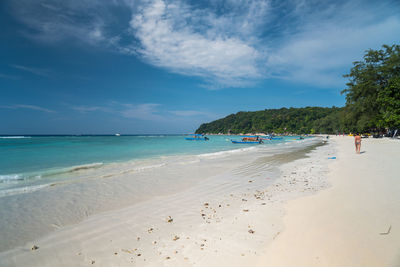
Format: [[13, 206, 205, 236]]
[[354, 133, 361, 154]]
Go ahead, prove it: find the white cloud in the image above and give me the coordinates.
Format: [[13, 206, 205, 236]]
[[7, 0, 400, 88], [0, 104, 55, 113], [0, 73, 19, 79], [11, 65, 52, 77], [266, 2, 400, 87], [69, 102, 221, 122], [7, 0, 119, 46], [120, 103, 164, 121], [71, 105, 111, 113], [129, 0, 268, 88]]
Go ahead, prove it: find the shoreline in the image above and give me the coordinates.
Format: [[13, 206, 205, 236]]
[[0, 138, 332, 266]]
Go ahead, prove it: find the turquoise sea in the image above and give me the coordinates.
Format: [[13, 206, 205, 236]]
[[0, 135, 293, 183], [0, 134, 316, 252]]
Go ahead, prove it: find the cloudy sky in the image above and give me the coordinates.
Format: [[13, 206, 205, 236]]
[[1, 0, 399, 134]]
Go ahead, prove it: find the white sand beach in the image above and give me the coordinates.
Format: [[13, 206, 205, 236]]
[[1, 136, 399, 267], [257, 136, 400, 267]]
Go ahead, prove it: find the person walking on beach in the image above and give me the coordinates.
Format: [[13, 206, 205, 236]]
[[354, 133, 361, 154]]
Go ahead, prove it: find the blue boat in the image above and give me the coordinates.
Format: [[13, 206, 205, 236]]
[[185, 134, 209, 141], [185, 137, 209, 141]]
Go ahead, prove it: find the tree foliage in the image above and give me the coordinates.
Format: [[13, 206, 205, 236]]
[[195, 107, 345, 134], [195, 44, 400, 135], [341, 44, 400, 131]]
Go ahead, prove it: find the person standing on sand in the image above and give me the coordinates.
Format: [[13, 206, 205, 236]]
[[354, 133, 361, 154]]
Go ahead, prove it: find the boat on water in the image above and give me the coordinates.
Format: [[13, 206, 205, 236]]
[[115, 133, 121, 136], [231, 135, 263, 144], [185, 134, 209, 141], [231, 140, 263, 144]]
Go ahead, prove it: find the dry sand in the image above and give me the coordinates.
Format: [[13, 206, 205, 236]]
[[257, 136, 400, 267]]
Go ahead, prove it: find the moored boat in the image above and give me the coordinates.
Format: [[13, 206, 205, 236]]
[[231, 140, 263, 144], [185, 134, 209, 141]]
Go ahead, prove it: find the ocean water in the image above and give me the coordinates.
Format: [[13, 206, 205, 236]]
[[0, 135, 295, 192], [0, 134, 318, 252]]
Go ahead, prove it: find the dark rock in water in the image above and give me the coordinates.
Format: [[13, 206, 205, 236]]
[[31, 245, 39, 250]]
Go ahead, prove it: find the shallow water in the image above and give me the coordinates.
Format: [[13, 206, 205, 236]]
[[0, 135, 293, 185], [0, 135, 321, 252]]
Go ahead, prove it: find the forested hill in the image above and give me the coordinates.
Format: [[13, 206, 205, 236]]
[[195, 107, 344, 134], [196, 44, 400, 135]]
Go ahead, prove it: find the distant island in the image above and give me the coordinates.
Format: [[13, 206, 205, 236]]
[[196, 44, 400, 135]]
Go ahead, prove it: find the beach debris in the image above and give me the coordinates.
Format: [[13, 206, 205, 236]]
[[122, 249, 133, 254], [204, 202, 209, 207], [218, 204, 222, 208], [152, 241, 157, 245], [242, 198, 247, 202], [137, 253, 141, 257], [273, 232, 281, 240], [261, 203, 266, 205], [147, 228, 154, 233], [31, 245, 39, 251], [173, 235, 180, 241], [380, 225, 392, 235], [248, 229, 255, 234], [248, 180, 253, 183], [166, 216, 173, 223], [165, 256, 171, 260], [91, 260, 95, 264], [243, 209, 249, 212], [114, 252, 118, 255], [137, 237, 141, 241]]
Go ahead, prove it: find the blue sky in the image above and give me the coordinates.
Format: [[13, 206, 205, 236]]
[[1, 0, 399, 134]]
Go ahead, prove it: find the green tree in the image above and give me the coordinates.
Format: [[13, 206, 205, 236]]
[[377, 76, 400, 128], [341, 44, 400, 132]]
